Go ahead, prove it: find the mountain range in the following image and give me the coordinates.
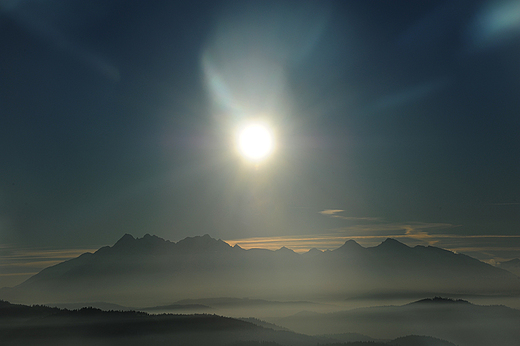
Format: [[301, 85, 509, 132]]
[[1, 234, 519, 305]]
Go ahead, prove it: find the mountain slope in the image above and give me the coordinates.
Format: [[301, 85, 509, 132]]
[[498, 258, 520, 277], [1, 234, 519, 305], [274, 297, 520, 346]]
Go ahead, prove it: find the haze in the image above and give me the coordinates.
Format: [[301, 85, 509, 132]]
[[1, 1, 520, 346]]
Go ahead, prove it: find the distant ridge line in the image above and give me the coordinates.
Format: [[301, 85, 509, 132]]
[[407, 297, 471, 305], [2, 233, 520, 305]]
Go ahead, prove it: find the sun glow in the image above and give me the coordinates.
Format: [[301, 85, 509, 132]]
[[237, 123, 274, 161]]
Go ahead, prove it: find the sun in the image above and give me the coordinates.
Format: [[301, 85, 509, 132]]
[[237, 122, 274, 161]]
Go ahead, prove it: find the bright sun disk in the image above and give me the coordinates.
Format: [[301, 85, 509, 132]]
[[237, 123, 274, 161]]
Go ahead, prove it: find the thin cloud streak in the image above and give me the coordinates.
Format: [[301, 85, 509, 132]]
[[227, 235, 346, 252], [0, 260, 71, 268], [0, 272, 38, 277], [226, 224, 520, 262], [319, 209, 345, 215], [335, 221, 457, 233], [1, 248, 96, 263], [0, 247, 97, 287], [319, 209, 380, 221], [227, 220, 459, 252], [450, 247, 520, 252]]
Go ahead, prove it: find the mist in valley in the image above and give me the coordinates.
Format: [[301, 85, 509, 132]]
[[3, 235, 520, 346]]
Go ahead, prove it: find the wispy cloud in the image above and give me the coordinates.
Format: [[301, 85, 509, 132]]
[[335, 221, 456, 233], [227, 234, 348, 252], [0, 247, 96, 287], [227, 220, 460, 252], [226, 232, 520, 264], [226, 220, 520, 264], [0, 248, 95, 264], [0, 260, 71, 269], [319, 209, 344, 215], [318, 209, 460, 246], [0, 272, 39, 277], [327, 221, 457, 248], [449, 246, 520, 253], [319, 209, 380, 221]]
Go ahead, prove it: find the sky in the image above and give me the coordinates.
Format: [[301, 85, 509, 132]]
[[1, 0, 520, 287]]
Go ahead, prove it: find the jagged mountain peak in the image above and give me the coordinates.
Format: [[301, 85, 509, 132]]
[[108, 234, 234, 255], [335, 239, 364, 252], [305, 248, 323, 255], [275, 246, 297, 254], [175, 234, 231, 251], [141, 234, 171, 246], [376, 238, 409, 249], [110, 234, 172, 254], [142, 233, 164, 241], [178, 234, 213, 242], [113, 234, 136, 247]]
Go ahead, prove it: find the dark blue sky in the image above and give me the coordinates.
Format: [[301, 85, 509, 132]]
[[1, 0, 519, 281]]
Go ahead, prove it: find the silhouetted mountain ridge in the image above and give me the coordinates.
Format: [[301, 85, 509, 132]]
[[176, 234, 232, 252], [376, 238, 410, 250], [335, 239, 364, 253], [407, 297, 471, 306], [2, 234, 519, 305]]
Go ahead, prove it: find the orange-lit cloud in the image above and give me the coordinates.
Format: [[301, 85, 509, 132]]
[[319, 209, 344, 215], [227, 234, 348, 252], [226, 220, 520, 264], [227, 220, 458, 252], [0, 272, 39, 277]]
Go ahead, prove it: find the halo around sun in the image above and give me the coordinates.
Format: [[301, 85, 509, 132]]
[[236, 122, 274, 161]]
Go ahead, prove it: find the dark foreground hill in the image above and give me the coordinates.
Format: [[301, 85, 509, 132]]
[[1, 234, 519, 305], [0, 300, 457, 346], [274, 297, 520, 346], [0, 300, 321, 346]]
